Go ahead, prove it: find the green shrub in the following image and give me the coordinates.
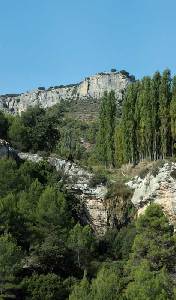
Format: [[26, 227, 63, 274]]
[[89, 172, 108, 187], [151, 160, 165, 177]]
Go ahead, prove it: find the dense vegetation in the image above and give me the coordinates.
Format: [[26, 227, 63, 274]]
[[0, 160, 176, 299], [1, 69, 176, 299], [96, 69, 176, 167]]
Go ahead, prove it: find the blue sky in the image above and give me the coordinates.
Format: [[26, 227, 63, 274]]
[[0, 0, 176, 94]]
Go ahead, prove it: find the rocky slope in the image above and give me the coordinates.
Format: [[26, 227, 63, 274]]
[[3, 139, 176, 234], [127, 162, 176, 226], [0, 140, 108, 235], [0, 71, 132, 115], [18, 152, 108, 235]]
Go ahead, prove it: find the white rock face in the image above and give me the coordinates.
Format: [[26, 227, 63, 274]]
[[0, 72, 131, 114], [127, 163, 176, 225], [18, 153, 108, 235]]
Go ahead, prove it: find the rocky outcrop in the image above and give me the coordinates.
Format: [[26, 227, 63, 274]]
[[127, 162, 176, 226], [18, 152, 108, 235], [0, 139, 18, 160], [0, 71, 132, 114]]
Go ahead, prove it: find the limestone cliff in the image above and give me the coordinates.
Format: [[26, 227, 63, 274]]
[[0, 71, 132, 114], [127, 162, 176, 226]]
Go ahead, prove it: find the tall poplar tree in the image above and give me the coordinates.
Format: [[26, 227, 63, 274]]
[[159, 69, 172, 158], [97, 91, 116, 167], [106, 91, 117, 167], [170, 75, 176, 156], [150, 71, 161, 160], [122, 82, 139, 164], [114, 122, 125, 166], [135, 77, 152, 160]]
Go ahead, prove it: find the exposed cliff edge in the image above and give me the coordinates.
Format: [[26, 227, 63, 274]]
[[0, 71, 132, 114], [127, 162, 176, 226]]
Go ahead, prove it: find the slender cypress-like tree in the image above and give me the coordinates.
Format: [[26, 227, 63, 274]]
[[106, 91, 117, 167], [135, 77, 152, 160], [170, 76, 176, 156], [150, 72, 161, 160], [114, 121, 125, 166], [159, 69, 172, 158], [97, 91, 117, 167], [96, 92, 108, 165], [122, 82, 139, 164]]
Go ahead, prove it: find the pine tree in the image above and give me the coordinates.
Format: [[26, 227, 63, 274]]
[[128, 204, 176, 272], [69, 272, 90, 300], [0, 234, 22, 299], [125, 261, 174, 300], [68, 224, 94, 268], [126, 204, 176, 299]]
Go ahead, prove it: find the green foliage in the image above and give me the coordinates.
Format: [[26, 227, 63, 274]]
[[120, 81, 139, 164], [8, 116, 29, 151], [0, 111, 9, 139], [35, 186, 72, 231], [114, 122, 125, 166], [69, 273, 90, 300], [70, 264, 123, 300], [125, 260, 174, 300], [56, 125, 84, 160], [115, 69, 176, 165], [22, 273, 66, 300], [1, 154, 176, 298], [124, 204, 176, 299], [128, 204, 176, 272], [106, 181, 134, 228], [0, 233, 22, 299], [96, 91, 116, 167], [0, 233, 22, 277], [8, 105, 60, 152], [136, 77, 153, 160], [2, 72, 176, 299], [68, 223, 95, 268], [104, 224, 136, 260], [170, 75, 176, 155], [0, 159, 20, 197], [90, 266, 121, 300], [55, 118, 97, 162], [0, 193, 31, 249], [159, 69, 172, 158], [89, 171, 108, 188]]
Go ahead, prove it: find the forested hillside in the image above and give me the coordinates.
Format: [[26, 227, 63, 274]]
[[1, 69, 176, 299]]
